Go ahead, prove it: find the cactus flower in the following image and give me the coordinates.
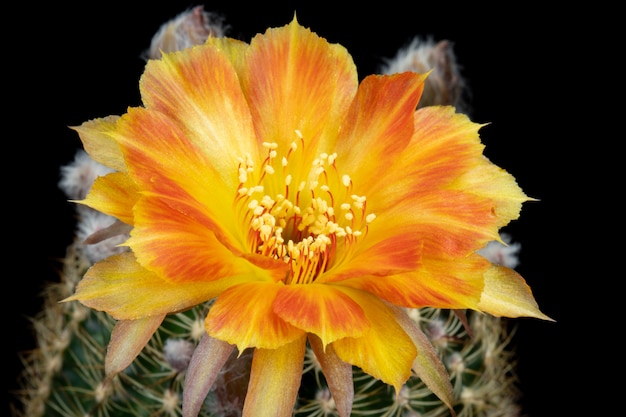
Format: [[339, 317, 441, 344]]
[[64, 17, 551, 417]]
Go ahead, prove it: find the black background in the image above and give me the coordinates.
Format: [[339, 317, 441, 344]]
[[7, 2, 584, 416]]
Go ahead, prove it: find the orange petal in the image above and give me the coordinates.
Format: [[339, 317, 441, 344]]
[[205, 282, 305, 351], [128, 194, 285, 284], [242, 336, 307, 417], [204, 36, 249, 69], [335, 72, 427, 184], [387, 106, 485, 196], [391, 306, 455, 413], [386, 188, 499, 257], [140, 44, 259, 189], [479, 264, 554, 321], [331, 289, 416, 392], [321, 230, 422, 284], [183, 334, 235, 417], [452, 161, 533, 228], [339, 253, 488, 310], [114, 108, 239, 233], [105, 316, 164, 376], [63, 252, 247, 320], [273, 284, 369, 347], [80, 172, 139, 225], [308, 334, 353, 417], [241, 17, 358, 154], [348, 190, 497, 266], [71, 116, 125, 172]]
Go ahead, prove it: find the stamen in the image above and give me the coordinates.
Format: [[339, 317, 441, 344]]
[[234, 139, 375, 286]]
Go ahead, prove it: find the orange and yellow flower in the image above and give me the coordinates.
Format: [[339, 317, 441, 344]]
[[64, 17, 550, 417]]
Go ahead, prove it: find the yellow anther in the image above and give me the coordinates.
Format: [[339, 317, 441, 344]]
[[262, 142, 278, 149], [236, 143, 374, 286], [239, 167, 248, 183], [261, 195, 274, 208]]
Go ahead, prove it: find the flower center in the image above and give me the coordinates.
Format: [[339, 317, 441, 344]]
[[234, 130, 376, 285]]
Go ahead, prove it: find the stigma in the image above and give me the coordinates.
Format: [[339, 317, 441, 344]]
[[234, 132, 376, 285]]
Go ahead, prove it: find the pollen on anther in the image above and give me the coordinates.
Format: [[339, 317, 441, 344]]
[[342, 175, 351, 187], [352, 195, 366, 209], [238, 167, 247, 183]]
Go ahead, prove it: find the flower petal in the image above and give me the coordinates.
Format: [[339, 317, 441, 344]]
[[389, 106, 486, 196], [397, 188, 498, 257], [80, 171, 139, 225], [63, 252, 246, 319], [71, 116, 125, 172], [354, 187, 499, 265], [322, 230, 422, 283], [205, 282, 306, 351], [339, 253, 488, 310], [140, 42, 259, 189], [242, 336, 307, 417], [105, 316, 164, 376], [183, 334, 235, 417], [376, 105, 531, 230], [391, 306, 455, 413], [128, 194, 285, 284], [273, 284, 369, 347], [331, 289, 416, 391], [308, 334, 353, 417], [335, 72, 427, 183], [452, 161, 533, 228], [479, 264, 554, 320], [114, 107, 240, 238], [360, 106, 502, 257], [241, 17, 357, 154]]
